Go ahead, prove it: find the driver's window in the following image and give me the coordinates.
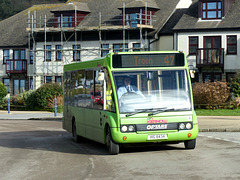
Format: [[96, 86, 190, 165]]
[[116, 75, 144, 100]]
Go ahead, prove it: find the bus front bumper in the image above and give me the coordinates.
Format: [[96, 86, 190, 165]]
[[111, 124, 198, 144]]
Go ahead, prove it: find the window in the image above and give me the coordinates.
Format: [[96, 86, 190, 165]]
[[203, 73, 221, 82], [56, 45, 62, 61], [113, 44, 128, 52], [85, 70, 94, 108], [133, 43, 141, 51], [73, 45, 81, 61], [13, 49, 25, 59], [101, 44, 109, 57], [126, 13, 139, 27], [227, 35, 237, 54], [58, 15, 73, 27], [3, 78, 10, 93], [30, 77, 33, 90], [45, 76, 52, 83], [55, 76, 62, 85], [105, 69, 115, 112], [14, 79, 25, 95], [44, 45, 52, 61], [3, 49, 10, 64], [30, 50, 33, 64], [13, 49, 26, 71], [189, 37, 199, 55], [202, 2, 222, 20]]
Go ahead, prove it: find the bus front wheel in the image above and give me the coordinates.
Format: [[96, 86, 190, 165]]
[[184, 139, 196, 149], [106, 127, 119, 155]]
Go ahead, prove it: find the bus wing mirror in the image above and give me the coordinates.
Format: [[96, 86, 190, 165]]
[[98, 72, 105, 81], [190, 70, 196, 78]]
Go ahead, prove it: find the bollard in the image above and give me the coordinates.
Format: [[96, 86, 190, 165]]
[[8, 98, 10, 114], [54, 97, 57, 117]]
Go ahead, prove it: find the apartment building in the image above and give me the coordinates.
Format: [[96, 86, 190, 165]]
[[1, 0, 192, 96], [173, 0, 240, 83]]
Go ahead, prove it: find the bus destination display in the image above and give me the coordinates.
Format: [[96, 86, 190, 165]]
[[112, 53, 185, 68]]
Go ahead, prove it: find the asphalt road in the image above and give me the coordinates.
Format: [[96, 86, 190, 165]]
[[0, 119, 240, 180]]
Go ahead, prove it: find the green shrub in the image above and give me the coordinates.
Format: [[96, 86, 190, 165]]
[[193, 81, 230, 105], [0, 82, 8, 107], [229, 72, 240, 97], [26, 83, 63, 110], [25, 91, 37, 110]]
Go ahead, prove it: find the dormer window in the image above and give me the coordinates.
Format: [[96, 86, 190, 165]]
[[58, 15, 73, 27], [118, 0, 160, 28], [51, 2, 90, 28], [201, 1, 222, 20]]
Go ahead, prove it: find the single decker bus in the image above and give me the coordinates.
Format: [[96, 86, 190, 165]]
[[63, 51, 198, 155]]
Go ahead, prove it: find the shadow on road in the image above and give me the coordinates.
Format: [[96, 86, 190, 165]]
[[0, 130, 186, 155]]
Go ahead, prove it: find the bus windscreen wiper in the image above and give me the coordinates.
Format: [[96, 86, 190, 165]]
[[125, 108, 167, 117], [125, 109, 149, 117], [148, 108, 174, 116], [148, 108, 191, 116]]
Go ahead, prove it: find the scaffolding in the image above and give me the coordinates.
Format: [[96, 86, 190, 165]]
[[26, 2, 155, 89]]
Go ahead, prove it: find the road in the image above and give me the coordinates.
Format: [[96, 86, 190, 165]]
[[0, 119, 240, 180]]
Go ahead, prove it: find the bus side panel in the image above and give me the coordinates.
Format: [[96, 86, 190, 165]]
[[62, 105, 71, 132], [85, 109, 105, 144], [72, 107, 86, 137], [63, 106, 86, 137]]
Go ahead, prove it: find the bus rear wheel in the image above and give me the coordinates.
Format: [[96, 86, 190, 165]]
[[106, 127, 119, 155], [184, 139, 196, 149], [72, 120, 81, 143]]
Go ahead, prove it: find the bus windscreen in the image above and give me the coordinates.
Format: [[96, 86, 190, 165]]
[[112, 53, 185, 68]]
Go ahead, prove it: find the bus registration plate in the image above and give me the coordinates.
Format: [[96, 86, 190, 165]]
[[147, 134, 168, 140]]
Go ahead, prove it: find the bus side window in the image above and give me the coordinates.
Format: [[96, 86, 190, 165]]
[[86, 70, 94, 108], [71, 71, 78, 107], [93, 70, 104, 110], [105, 69, 116, 112], [77, 70, 85, 107]]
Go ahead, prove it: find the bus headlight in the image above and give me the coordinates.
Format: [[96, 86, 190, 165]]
[[178, 122, 193, 130], [186, 123, 192, 129], [179, 123, 185, 130], [121, 125, 136, 132], [128, 125, 135, 132], [121, 126, 128, 132]]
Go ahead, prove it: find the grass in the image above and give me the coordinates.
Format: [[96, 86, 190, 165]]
[[195, 107, 240, 116]]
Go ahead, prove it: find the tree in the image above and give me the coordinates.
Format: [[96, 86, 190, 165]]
[[0, 0, 14, 20]]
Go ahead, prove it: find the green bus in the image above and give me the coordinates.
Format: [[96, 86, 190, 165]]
[[63, 51, 198, 155]]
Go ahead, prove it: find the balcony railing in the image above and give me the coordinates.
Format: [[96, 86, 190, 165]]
[[196, 48, 224, 68], [6, 59, 27, 75]]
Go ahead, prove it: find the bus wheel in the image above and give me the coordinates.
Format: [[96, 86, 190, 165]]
[[72, 120, 80, 143], [106, 127, 119, 155], [184, 139, 196, 149]]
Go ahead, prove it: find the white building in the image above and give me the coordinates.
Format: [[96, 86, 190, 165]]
[[174, 0, 240, 82]]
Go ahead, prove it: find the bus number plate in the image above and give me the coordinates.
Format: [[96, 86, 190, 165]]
[[147, 134, 168, 140]]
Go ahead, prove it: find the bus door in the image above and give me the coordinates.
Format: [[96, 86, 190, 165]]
[[84, 70, 106, 143]]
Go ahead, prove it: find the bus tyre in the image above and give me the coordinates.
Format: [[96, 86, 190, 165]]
[[72, 120, 80, 143], [106, 127, 119, 155], [184, 139, 196, 149]]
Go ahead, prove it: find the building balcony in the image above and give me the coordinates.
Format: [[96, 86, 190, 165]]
[[6, 59, 27, 76], [196, 48, 224, 72]]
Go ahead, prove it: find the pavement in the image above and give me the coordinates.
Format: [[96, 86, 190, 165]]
[[0, 110, 62, 121], [0, 110, 240, 132]]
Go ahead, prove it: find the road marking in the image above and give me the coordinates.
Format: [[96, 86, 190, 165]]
[[199, 133, 240, 145]]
